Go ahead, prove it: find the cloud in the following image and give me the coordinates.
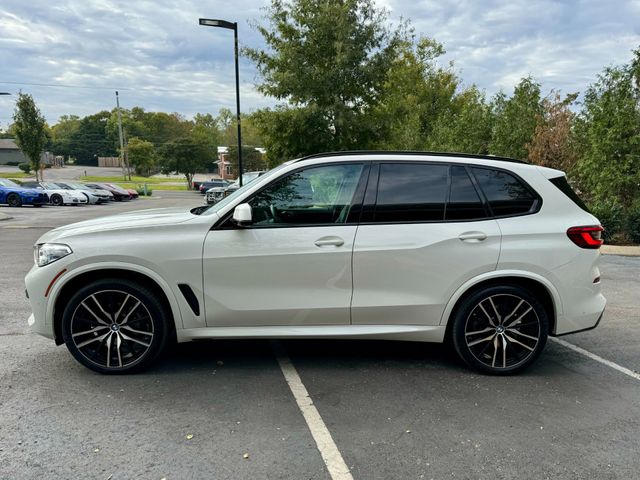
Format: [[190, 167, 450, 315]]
[[0, 0, 638, 126]]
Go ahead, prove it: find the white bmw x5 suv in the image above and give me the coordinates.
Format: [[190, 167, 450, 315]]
[[25, 152, 606, 374]]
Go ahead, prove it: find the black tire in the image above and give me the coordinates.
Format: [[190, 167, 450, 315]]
[[51, 194, 63, 206], [61, 279, 170, 374], [451, 285, 548, 375], [7, 193, 22, 207]]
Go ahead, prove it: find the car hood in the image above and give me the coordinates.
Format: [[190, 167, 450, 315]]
[[38, 207, 196, 242]]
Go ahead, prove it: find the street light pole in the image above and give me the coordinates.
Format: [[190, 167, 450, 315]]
[[115, 91, 129, 180], [199, 18, 244, 186]]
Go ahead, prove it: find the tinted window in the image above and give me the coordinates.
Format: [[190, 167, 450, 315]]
[[446, 166, 487, 220], [471, 167, 537, 216], [249, 164, 363, 225], [549, 176, 589, 212], [375, 164, 448, 222]]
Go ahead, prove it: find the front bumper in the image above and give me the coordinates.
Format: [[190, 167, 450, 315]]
[[24, 258, 74, 342]]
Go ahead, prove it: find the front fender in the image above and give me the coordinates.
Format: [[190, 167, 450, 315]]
[[46, 261, 185, 330]]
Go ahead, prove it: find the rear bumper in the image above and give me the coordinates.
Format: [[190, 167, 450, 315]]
[[553, 307, 605, 337], [554, 292, 606, 335]]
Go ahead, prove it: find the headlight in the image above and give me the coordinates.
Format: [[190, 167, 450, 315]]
[[34, 243, 73, 267]]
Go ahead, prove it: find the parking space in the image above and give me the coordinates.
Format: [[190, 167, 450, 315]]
[[1, 195, 639, 479]]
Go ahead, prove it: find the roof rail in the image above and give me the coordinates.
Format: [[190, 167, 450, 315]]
[[297, 150, 529, 164]]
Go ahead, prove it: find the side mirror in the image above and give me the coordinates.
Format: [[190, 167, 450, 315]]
[[232, 203, 253, 226]]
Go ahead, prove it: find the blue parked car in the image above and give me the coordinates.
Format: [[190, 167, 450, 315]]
[[0, 178, 49, 207]]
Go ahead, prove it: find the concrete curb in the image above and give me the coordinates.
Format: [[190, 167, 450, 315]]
[[0, 212, 13, 221], [601, 245, 640, 257]]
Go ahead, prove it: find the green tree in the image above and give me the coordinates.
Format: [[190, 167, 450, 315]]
[[12, 93, 47, 181], [368, 37, 460, 150], [427, 86, 494, 154], [217, 109, 264, 149], [49, 115, 81, 159], [575, 52, 640, 208], [251, 105, 334, 164], [246, 0, 404, 161], [489, 77, 542, 160], [127, 137, 156, 176], [227, 145, 267, 175], [65, 111, 117, 165], [159, 133, 216, 187]]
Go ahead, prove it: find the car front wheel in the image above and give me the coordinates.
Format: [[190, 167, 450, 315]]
[[50, 194, 63, 206], [7, 193, 22, 207], [61, 279, 170, 374], [451, 285, 548, 375]]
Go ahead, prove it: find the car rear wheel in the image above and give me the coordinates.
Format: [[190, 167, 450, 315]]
[[61, 279, 170, 374], [451, 285, 548, 375], [7, 193, 22, 207], [51, 194, 63, 206]]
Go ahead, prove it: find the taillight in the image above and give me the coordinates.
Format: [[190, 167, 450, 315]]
[[567, 225, 604, 249]]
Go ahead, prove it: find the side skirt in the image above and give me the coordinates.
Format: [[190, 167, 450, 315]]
[[176, 325, 447, 343]]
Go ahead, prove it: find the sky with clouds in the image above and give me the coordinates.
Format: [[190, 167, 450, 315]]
[[0, 0, 639, 128]]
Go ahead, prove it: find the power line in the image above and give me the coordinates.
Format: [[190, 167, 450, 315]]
[[0, 80, 240, 94], [0, 81, 132, 91]]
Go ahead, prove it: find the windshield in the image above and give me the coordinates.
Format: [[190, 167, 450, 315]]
[[0, 178, 20, 188], [41, 182, 59, 189], [197, 163, 291, 216], [230, 171, 262, 189]]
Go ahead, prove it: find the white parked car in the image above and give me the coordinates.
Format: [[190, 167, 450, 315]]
[[54, 182, 113, 204], [21, 181, 88, 206], [25, 152, 606, 374]]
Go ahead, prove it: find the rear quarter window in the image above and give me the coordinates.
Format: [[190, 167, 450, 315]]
[[549, 176, 590, 212], [471, 167, 539, 216]]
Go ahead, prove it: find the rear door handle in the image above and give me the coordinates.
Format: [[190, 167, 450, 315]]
[[314, 237, 345, 247], [458, 231, 487, 243]]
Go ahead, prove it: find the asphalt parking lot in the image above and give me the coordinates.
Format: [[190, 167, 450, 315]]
[[1, 192, 640, 480]]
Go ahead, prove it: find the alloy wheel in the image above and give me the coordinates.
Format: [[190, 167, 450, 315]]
[[70, 290, 154, 369], [7, 194, 21, 207], [464, 294, 541, 370]]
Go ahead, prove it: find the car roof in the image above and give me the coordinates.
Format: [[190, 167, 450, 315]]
[[296, 150, 528, 165]]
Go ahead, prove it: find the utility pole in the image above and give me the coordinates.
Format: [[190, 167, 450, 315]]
[[115, 91, 129, 180]]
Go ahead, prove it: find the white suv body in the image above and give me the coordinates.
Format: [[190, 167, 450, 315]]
[[25, 152, 605, 374]]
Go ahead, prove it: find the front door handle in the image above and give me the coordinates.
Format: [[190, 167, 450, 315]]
[[458, 231, 487, 243], [314, 236, 345, 247]]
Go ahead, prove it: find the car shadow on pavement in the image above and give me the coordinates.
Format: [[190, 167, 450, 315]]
[[150, 338, 463, 375]]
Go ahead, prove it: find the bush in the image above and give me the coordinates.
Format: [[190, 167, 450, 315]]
[[627, 203, 640, 244], [5, 161, 20, 166], [18, 162, 31, 174], [136, 186, 153, 196], [589, 199, 624, 242]]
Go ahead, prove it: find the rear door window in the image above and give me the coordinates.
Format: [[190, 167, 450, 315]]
[[374, 163, 448, 222]]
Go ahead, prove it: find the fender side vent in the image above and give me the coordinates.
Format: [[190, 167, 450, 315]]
[[178, 284, 200, 316]]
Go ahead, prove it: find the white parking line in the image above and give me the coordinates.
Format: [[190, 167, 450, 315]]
[[551, 337, 640, 381], [272, 341, 353, 480]]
